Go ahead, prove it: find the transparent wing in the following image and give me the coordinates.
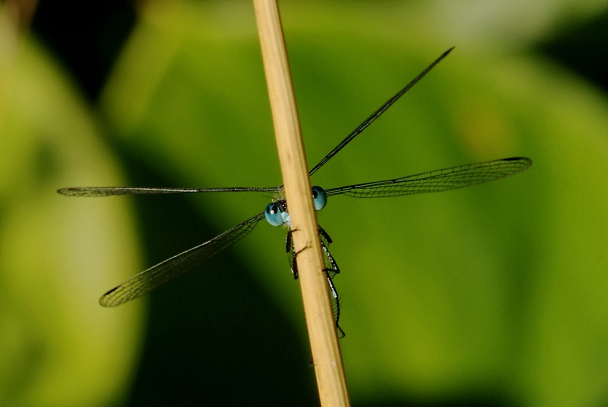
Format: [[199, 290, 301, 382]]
[[325, 157, 531, 198], [99, 212, 265, 307], [308, 47, 454, 177], [58, 186, 279, 197]]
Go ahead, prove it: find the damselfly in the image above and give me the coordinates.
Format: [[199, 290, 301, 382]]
[[58, 48, 531, 336]]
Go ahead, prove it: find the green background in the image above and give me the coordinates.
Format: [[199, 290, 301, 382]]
[[2, 1, 608, 406]]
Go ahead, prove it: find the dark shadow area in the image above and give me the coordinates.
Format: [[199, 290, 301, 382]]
[[537, 10, 608, 92], [32, 1, 136, 101]]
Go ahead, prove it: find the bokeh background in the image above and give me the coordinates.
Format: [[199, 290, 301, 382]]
[[2, 1, 608, 406]]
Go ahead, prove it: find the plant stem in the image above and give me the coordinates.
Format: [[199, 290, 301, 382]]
[[252, 1, 350, 405]]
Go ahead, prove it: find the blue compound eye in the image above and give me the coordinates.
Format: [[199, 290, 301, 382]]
[[264, 202, 285, 227], [312, 186, 327, 211]]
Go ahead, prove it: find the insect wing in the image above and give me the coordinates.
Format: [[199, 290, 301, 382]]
[[99, 212, 265, 306]]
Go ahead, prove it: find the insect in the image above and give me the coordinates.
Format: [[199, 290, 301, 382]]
[[58, 48, 531, 336]]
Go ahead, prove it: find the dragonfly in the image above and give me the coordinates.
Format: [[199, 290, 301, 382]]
[[58, 47, 532, 336]]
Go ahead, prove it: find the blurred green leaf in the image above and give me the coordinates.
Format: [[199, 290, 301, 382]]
[[0, 14, 143, 407]]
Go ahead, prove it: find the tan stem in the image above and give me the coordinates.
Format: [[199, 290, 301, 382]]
[[252, 1, 350, 405]]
